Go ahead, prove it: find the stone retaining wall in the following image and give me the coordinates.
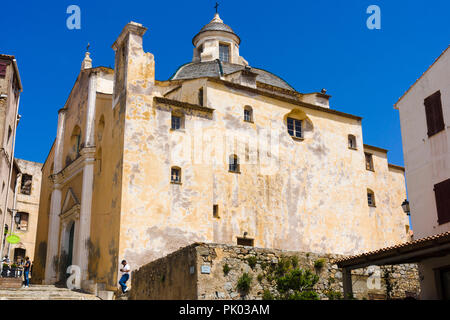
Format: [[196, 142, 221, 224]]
[[130, 243, 420, 300]]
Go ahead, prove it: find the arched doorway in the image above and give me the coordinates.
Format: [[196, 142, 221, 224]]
[[67, 222, 75, 267]]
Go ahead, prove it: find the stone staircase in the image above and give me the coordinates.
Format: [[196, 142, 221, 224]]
[[0, 285, 101, 300]]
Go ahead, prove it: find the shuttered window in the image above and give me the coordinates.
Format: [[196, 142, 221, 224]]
[[424, 91, 445, 137], [434, 178, 450, 225], [0, 63, 7, 77]]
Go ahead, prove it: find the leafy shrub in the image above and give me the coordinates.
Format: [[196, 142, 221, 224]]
[[314, 258, 326, 269], [262, 290, 274, 300], [325, 290, 342, 300], [276, 268, 319, 298], [223, 263, 231, 276], [237, 273, 252, 294], [247, 256, 257, 269], [257, 273, 264, 282], [290, 256, 299, 269]]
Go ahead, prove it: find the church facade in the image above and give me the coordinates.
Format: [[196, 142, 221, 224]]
[[33, 14, 410, 292]]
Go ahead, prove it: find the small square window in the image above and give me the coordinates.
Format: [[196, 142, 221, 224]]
[[171, 115, 182, 130]]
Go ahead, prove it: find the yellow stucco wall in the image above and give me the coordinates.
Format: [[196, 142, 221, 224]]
[[34, 25, 409, 291]]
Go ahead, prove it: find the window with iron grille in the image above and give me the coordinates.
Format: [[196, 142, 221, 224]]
[[219, 44, 230, 62], [229, 155, 240, 173], [365, 153, 374, 171], [287, 118, 302, 138], [171, 167, 181, 184], [424, 90, 445, 137]]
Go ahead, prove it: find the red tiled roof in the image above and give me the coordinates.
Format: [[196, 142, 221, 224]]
[[336, 231, 450, 265]]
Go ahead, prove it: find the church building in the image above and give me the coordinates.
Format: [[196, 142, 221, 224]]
[[33, 13, 410, 293]]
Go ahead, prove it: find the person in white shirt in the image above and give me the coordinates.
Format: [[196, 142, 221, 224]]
[[119, 260, 130, 293]]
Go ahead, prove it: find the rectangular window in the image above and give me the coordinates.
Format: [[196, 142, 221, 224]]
[[0, 63, 6, 77], [198, 88, 204, 106], [287, 118, 302, 139], [20, 174, 32, 195], [367, 193, 375, 207], [434, 178, 450, 225], [237, 237, 254, 247], [213, 205, 219, 218], [365, 153, 374, 171], [19, 213, 29, 231], [171, 115, 181, 130], [425, 90, 445, 137], [244, 109, 252, 122], [219, 44, 230, 62], [171, 168, 181, 183]]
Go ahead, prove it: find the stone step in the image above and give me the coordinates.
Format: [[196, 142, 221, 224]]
[[0, 285, 100, 300]]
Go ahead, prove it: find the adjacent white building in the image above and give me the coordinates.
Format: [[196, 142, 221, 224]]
[[394, 45, 450, 299]]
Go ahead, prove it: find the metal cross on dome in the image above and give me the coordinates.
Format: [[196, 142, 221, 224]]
[[214, 2, 219, 14]]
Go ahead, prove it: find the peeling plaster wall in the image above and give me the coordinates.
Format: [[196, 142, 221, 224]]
[[117, 73, 408, 273], [89, 92, 123, 290], [32, 143, 54, 283]]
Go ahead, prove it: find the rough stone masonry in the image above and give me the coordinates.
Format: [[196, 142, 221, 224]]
[[130, 243, 420, 300]]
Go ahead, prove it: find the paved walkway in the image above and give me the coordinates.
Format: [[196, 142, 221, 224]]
[[0, 285, 100, 300]]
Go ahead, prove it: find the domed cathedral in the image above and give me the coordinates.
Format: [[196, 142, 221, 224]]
[[33, 10, 410, 294]]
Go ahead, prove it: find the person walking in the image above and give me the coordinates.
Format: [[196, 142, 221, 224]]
[[119, 260, 130, 293], [23, 257, 31, 288]]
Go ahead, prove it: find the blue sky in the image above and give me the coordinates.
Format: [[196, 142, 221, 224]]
[[1, 0, 449, 165]]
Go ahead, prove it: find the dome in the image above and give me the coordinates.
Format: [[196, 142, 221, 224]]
[[170, 61, 295, 91], [193, 13, 241, 45]]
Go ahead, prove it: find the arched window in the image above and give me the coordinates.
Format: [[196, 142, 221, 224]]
[[367, 189, 376, 207], [229, 155, 240, 173], [348, 135, 357, 150], [71, 126, 82, 156], [365, 153, 374, 171], [244, 106, 253, 122], [171, 167, 182, 184], [97, 115, 105, 141]]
